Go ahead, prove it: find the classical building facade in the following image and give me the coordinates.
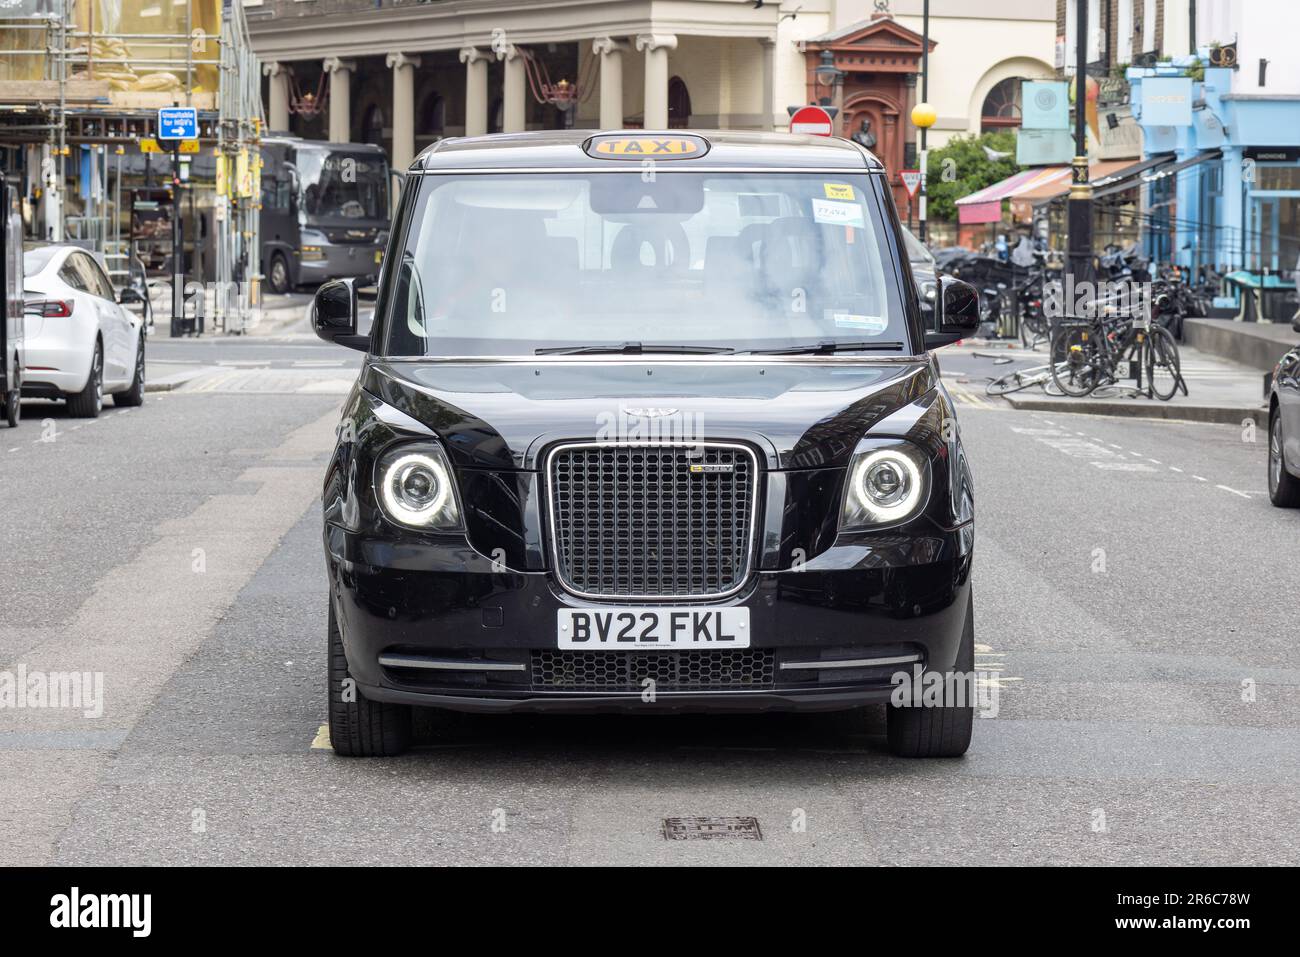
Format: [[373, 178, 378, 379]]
[[245, 0, 1055, 203]]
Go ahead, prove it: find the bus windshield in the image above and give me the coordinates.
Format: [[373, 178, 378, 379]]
[[297, 149, 388, 222]]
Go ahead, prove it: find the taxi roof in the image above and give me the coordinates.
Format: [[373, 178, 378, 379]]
[[412, 129, 884, 173]]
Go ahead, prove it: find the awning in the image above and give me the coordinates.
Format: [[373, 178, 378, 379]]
[[1088, 154, 1176, 199], [955, 166, 1071, 224], [1116, 149, 1223, 196], [1016, 158, 1164, 206]]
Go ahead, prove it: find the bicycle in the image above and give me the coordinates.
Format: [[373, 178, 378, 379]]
[[1049, 309, 1187, 400]]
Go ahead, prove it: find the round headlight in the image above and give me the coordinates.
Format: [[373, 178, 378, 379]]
[[379, 452, 453, 526], [863, 458, 910, 507], [845, 447, 925, 527]]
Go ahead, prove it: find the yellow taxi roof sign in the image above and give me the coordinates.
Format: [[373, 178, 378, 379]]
[[585, 134, 709, 160]]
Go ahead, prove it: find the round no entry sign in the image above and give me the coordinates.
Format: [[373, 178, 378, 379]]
[[790, 105, 834, 137]]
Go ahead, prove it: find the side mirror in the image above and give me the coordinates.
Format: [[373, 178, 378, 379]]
[[925, 277, 981, 350], [117, 286, 144, 305], [313, 278, 370, 351]]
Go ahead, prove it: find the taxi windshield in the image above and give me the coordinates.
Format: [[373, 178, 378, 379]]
[[380, 171, 909, 356]]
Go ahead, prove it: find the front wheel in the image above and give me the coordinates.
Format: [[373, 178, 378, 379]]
[[1269, 411, 1300, 508], [1145, 325, 1184, 401], [267, 253, 291, 295], [327, 603, 411, 756], [886, 597, 975, 758]]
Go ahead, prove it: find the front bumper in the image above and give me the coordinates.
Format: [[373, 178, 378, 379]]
[[325, 524, 973, 714], [298, 244, 383, 283]]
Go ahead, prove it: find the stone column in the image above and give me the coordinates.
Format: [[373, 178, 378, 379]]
[[759, 38, 776, 132], [264, 61, 290, 132], [497, 43, 527, 133], [592, 37, 627, 130], [459, 47, 489, 137], [386, 52, 421, 170], [323, 57, 355, 143], [635, 34, 677, 129]]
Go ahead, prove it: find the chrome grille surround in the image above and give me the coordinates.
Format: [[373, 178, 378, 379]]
[[545, 441, 760, 601]]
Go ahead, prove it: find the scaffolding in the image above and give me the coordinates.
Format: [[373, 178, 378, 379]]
[[213, 0, 264, 332], [0, 0, 263, 331]]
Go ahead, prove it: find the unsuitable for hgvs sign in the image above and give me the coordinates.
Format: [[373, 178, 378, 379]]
[[156, 107, 198, 141]]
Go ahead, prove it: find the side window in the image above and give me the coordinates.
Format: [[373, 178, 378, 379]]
[[82, 256, 115, 300], [58, 256, 88, 292]]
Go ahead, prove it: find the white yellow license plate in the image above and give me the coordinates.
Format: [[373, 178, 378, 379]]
[[557, 608, 750, 650]]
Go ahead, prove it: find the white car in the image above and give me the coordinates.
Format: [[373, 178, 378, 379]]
[[22, 245, 145, 417]]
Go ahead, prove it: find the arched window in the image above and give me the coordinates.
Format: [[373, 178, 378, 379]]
[[667, 77, 691, 129], [362, 103, 385, 146], [420, 93, 445, 136], [980, 77, 1022, 132]]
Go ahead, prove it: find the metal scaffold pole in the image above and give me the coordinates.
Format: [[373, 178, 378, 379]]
[[215, 0, 264, 334]]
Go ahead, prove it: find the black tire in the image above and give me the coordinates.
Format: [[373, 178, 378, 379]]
[[328, 603, 411, 756], [1049, 325, 1102, 397], [4, 388, 18, 428], [886, 596, 975, 758], [1145, 325, 1183, 401], [267, 252, 291, 295], [113, 334, 146, 407], [1269, 410, 1300, 508], [66, 341, 103, 418]]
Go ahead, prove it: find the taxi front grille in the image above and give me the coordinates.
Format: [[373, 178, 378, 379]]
[[546, 442, 758, 600], [531, 650, 775, 691]]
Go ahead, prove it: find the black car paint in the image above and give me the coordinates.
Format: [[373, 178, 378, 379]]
[[320, 131, 976, 712]]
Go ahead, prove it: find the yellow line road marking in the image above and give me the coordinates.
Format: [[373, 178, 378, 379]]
[[310, 724, 331, 750]]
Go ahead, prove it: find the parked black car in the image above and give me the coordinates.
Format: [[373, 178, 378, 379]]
[[901, 225, 940, 328], [313, 130, 981, 758], [1269, 341, 1300, 507]]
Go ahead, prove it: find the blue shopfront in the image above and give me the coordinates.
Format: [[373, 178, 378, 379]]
[[1131, 64, 1300, 320]]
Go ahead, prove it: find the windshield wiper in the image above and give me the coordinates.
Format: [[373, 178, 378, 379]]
[[742, 340, 906, 356], [535, 342, 734, 356]]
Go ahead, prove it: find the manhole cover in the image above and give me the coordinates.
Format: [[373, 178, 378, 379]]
[[661, 816, 763, 841]]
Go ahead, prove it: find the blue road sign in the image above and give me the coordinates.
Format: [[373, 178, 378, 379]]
[[157, 107, 198, 141]]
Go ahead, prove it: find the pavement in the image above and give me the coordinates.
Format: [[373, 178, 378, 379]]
[[2, 334, 1297, 866], [940, 338, 1275, 425]]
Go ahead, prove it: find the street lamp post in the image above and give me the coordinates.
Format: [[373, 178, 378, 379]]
[[812, 50, 845, 126], [1067, 0, 1094, 287], [917, 0, 931, 243], [912, 102, 936, 244]]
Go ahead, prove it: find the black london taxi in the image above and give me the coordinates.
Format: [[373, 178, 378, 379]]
[[313, 130, 981, 757]]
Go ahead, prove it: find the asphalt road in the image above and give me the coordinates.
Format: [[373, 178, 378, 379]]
[[2, 338, 1297, 865]]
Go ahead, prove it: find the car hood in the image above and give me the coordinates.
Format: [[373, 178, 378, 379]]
[[362, 358, 938, 471]]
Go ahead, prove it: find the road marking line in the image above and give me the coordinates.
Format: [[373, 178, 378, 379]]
[[1147, 458, 1162, 464], [1216, 484, 1251, 499], [1169, 466, 1183, 473], [1193, 475, 1208, 481], [1109, 443, 1123, 449], [310, 725, 332, 750], [7, 447, 17, 453]]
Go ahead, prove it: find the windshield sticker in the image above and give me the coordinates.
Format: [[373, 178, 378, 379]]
[[811, 198, 865, 229], [831, 312, 889, 333], [823, 183, 854, 200]]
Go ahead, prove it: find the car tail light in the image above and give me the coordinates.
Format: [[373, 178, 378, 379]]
[[24, 299, 73, 318]]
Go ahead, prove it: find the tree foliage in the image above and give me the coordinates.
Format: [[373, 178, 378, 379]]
[[924, 130, 1021, 223]]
